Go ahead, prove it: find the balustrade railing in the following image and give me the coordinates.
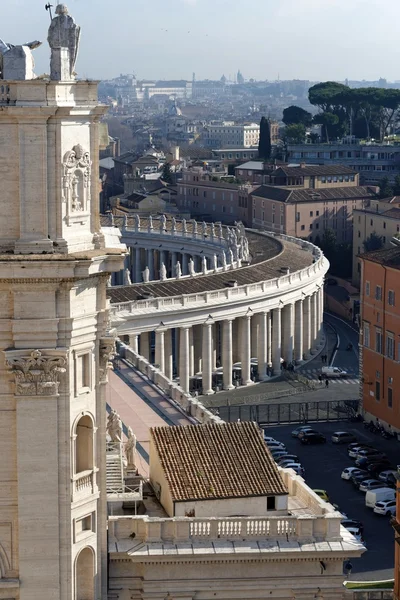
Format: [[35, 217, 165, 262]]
[[73, 469, 94, 494]]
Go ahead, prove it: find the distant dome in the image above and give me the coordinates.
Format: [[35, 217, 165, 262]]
[[168, 99, 182, 117]]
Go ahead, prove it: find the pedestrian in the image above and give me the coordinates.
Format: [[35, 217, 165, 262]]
[[325, 378, 329, 388], [318, 374, 322, 384]]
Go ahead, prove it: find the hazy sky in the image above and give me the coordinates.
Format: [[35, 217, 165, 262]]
[[4, 0, 400, 82]]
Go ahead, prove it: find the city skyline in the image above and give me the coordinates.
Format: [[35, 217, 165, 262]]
[[3, 0, 400, 82]]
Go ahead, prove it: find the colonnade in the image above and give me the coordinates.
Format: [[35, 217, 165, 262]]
[[127, 288, 324, 395], [129, 247, 217, 282]]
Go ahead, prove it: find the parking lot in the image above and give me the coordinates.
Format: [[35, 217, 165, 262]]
[[265, 420, 399, 581]]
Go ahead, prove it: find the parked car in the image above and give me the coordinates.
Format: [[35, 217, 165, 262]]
[[322, 366, 348, 378], [301, 432, 326, 445], [291, 425, 313, 438], [351, 471, 370, 488], [341, 467, 364, 481], [313, 489, 330, 502], [359, 479, 384, 492], [378, 470, 398, 485], [263, 435, 279, 443], [270, 449, 288, 459], [356, 453, 387, 467], [266, 441, 286, 450], [356, 448, 385, 460], [297, 428, 319, 439], [276, 455, 299, 466], [282, 463, 305, 476], [332, 431, 357, 444], [367, 461, 393, 475], [341, 518, 364, 534], [348, 444, 374, 458], [374, 499, 397, 516], [345, 526, 364, 543], [365, 488, 396, 508]]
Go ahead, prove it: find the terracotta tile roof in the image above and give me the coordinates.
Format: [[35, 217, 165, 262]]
[[360, 246, 400, 270], [252, 185, 377, 204], [150, 421, 288, 502], [273, 165, 357, 177]]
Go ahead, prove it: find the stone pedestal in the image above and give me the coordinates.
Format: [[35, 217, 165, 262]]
[[50, 47, 71, 81], [3, 45, 35, 80]]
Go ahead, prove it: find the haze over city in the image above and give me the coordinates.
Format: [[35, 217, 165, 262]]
[[4, 0, 400, 81]]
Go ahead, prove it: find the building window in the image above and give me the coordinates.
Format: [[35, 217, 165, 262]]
[[370, 219, 373, 226], [384, 222, 386, 229], [388, 387, 393, 408], [388, 290, 395, 306], [75, 349, 92, 396], [309, 224, 313, 230], [386, 332, 395, 360], [375, 285, 382, 301], [301, 225, 305, 231], [267, 496, 276, 510], [375, 328, 383, 354], [376, 370, 381, 379], [375, 381, 381, 401], [365, 281, 370, 296], [316, 210, 319, 216], [296, 212, 300, 222], [363, 322, 370, 348], [310, 211, 313, 217]]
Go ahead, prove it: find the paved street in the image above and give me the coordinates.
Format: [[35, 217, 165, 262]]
[[264, 420, 398, 582]]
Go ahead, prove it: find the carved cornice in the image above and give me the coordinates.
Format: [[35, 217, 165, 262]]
[[5, 349, 67, 396]]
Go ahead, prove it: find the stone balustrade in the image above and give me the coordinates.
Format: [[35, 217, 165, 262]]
[[108, 511, 342, 544], [73, 469, 94, 495]]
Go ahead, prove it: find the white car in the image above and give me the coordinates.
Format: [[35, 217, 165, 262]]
[[378, 470, 397, 484], [341, 467, 362, 481], [348, 445, 371, 458], [359, 479, 383, 492], [266, 441, 286, 450], [374, 499, 396, 516], [283, 463, 305, 477], [263, 435, 278, 444], [321, 366, 348, 378], [345, 526, 364, 543]]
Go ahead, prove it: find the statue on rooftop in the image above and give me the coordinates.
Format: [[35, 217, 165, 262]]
[[188, 258, 195, 277], [182, 218, 187, 233], [160, 262, 167, 281], [202, 256, 207, 274], [123, 268, 132, 286], [48, 4, 81, 81], [171, 216, 177, 232], [213, 254, 218, 272], [125, 426, 137, 470], [107, 410, 123, 443], [202, 221, 207, 236], [142, 266, 150, 283], [160, 214, 166, 232], [175, 261, 182, 279], [134, 213, 140, 230]]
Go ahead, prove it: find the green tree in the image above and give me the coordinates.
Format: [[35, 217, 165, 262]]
[[313, 112, 339, 142], [379, 176, 393, 199], [282, 105, 312, 127], [363, 232, 384, 252], [161, 162, 173, 184], [258, 116, 272, 160], [283, 123, 306, 144], [393, 174, 400, 195], [320, 228, 337, 256], [308, 81, 350, 112]]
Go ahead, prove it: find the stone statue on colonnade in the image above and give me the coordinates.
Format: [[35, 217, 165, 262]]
[[125, 427, 137, 470], [0, 39, 42, 80], [142, 266, 150, 283], [160, 263, 167, 281], [134, 213, 140, 230], [107, 410, 123, 443], [48, 4, 81, 81], [160, 214, 166, 232], [188, 258, 195, 276]]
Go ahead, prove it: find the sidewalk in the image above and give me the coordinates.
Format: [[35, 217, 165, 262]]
[[107, 366, 192, 477]]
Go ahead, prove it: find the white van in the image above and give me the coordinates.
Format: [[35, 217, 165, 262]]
[[365, 487, 396, 508], [322, 366, 348, 378]]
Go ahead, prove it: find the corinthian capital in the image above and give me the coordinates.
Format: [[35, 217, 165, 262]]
[[4, 349, 67, 396]]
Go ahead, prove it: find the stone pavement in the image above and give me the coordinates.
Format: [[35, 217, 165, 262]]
[[107, 365, 193, 477]]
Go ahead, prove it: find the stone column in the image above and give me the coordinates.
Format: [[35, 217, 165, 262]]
[[267, 311, 272, 366], [135, 247, 141, 283], [240, 315, 252, 386], [140, 331, 150, 361], [129, 334, 138, 354], [147, 249, 154, 280], [155, 329, 165, 373], [311, 292, 318, 352], [164, 329, 173, 380], [189, 327, 195, 377], [294, 299, 304, 364], [232, 318, 240, 363], [303, 295, 311, 359], [212, 323, 217, 370], [257, 312, 268, 380], [251, 315, 258, 358], [222, 319, 234, 390], [272, 307, 282, 374], [193, 324, 202, 373], [171, 252, 178, 276], [283, 303, 294, 365], [202, 322, 213, 395], [182, 253, 189, 275], [317, 286, 324, 343], [179, 326, 190, 393]]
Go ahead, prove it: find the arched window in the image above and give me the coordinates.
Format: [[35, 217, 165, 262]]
[[75, 547, 95, 600], [76, 416, 94, 473]]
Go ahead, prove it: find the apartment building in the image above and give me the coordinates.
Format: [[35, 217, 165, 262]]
[[203, 121, 260, 148], [250, 166, 377, 242], [359, 246, 400, 432], [352, 196, 400, 286], [288, 141, 400, 184], [178, 168, 254, 224]]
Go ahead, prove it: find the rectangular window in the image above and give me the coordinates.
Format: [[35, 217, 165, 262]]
[[316, 210, 319, 216], [301, 224, 305, 231], [310, 211, 313, 217], [375, 328, 383, 354], [388, 387, 393, 408], [363, 322, 370, 348], [267, 496, 276, 510], [387, 333, 395, 360], [388, 290, 395, 306], [375, 285, 382, 301], [296, 212, 300, 222], [365, 281, 370, 296], [375, 381, 381, 401]]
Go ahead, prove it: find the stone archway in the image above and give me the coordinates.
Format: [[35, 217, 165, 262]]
[[75, 546, 95, 600]]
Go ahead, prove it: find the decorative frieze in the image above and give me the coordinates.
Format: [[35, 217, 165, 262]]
[[5, 349, 67, 396]]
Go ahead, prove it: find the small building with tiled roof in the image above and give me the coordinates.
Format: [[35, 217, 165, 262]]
[[149, 421, 288, 518]]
